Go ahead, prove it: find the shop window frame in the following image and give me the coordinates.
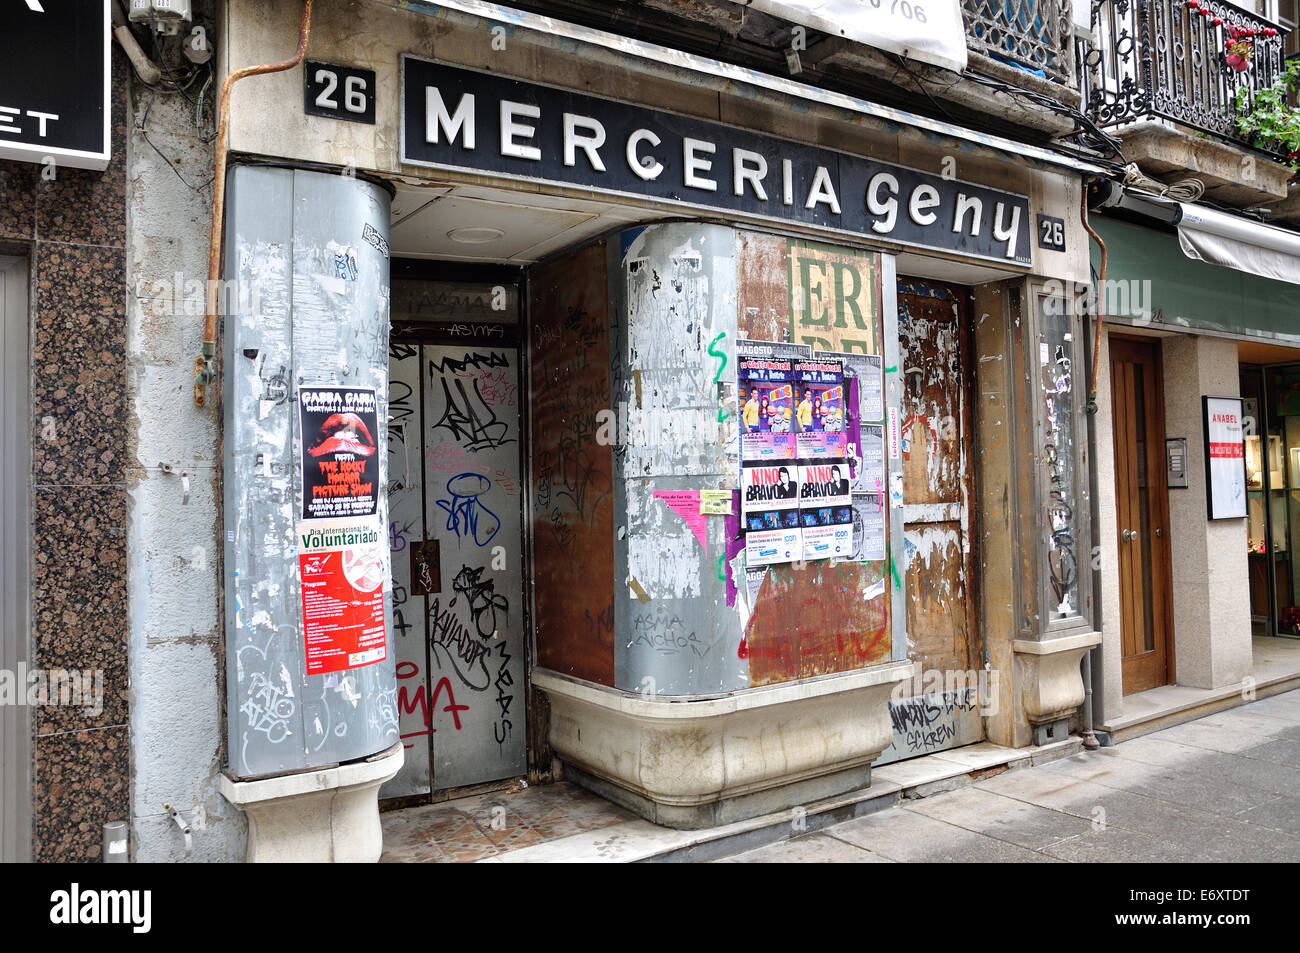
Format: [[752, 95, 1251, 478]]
[[1028, 278, 1094, 639]]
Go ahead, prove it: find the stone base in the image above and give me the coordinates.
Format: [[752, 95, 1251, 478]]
[[535, 662, 914, 831], [563, 761, 874, 830], [1015, 632, 1102, 727], [219, 743, 403, 862]]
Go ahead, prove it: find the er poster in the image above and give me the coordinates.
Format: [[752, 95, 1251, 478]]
[[297, 517, 388, 675], [299, 385, 380, 521]]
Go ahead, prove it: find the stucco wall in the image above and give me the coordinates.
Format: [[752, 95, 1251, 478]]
[[125, 70, 245, 862]]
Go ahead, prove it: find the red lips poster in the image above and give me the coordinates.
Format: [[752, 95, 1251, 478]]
[[299, 386, 380, 520]]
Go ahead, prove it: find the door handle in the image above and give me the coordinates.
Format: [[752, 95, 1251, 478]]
[[1122, 529, 1136, 541]]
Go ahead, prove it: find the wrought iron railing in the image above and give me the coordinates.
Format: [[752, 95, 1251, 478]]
[[1077, 0, 1290, 152], [963, 0, 1076, 85]]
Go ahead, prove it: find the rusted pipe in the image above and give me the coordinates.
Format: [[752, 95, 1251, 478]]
[[195, 0, 314, 406], [1080, 184, 1106, 416]]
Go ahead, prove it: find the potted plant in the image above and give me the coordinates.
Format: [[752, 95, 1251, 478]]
[[1234, 59, 1300, 174]]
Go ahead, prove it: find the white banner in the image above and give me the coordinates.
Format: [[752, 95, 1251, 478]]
[[730, 0, 968, 73], [1205, 396, 1247, 520]]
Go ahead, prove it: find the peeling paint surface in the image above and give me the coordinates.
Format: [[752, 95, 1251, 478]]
[[223, 168, 398, 777]]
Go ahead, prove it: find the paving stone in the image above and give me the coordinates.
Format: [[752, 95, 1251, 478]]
[[823, 806, 1061, 863], [902, 786, 1094, 851], [721, 832, 893, 863]]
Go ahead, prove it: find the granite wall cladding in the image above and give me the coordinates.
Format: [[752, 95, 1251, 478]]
[[0, 46, 130, 861]]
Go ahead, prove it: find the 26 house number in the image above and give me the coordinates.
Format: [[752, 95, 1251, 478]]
[[1038, 214, 1066, 251], [304, 61, 376, 125]]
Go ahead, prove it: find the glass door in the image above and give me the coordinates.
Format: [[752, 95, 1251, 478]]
[[1241, 362, 1300, 639]]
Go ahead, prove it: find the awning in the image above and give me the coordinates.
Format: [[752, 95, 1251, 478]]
[[1177, 203, 1300, 286], [1090, 214, 1300, 342]]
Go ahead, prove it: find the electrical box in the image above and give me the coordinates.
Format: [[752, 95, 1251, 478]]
[[129, 0, 192, 33], [222, 166, 398, 778]]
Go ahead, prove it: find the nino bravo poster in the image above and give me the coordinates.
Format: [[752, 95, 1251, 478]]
[[743, 464, 802, 566], [296, 385, 387, 675]]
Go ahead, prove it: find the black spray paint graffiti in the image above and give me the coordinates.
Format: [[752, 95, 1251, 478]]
[[492, 641, 514, 750], [889, 690, 978, 754], [429, 352, 516, 452], [427, 597, 491, 692], [450, 563, 509, 640]]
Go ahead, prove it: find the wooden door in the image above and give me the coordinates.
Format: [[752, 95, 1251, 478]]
[[1109, 338, 1174, 694]]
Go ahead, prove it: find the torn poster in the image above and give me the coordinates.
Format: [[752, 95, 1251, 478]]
[[850, 492, 887, 562], [653, 490, 709, 549]]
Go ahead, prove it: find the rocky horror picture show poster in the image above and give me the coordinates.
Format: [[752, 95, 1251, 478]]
[[299, 385, 380, 520], [297, 517, 387, 676]]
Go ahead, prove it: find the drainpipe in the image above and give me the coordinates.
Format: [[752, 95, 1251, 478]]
[[1080, 184, 1106, 751], [194, 0, 314, 407], [111, 0, 162, 86]]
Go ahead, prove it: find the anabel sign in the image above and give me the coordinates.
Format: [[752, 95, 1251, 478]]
[[400, 57, 1033, 265]]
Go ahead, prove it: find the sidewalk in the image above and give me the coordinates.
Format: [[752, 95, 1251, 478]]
[[379, 687, 1300, 863], [721, 688, 1300, 863]]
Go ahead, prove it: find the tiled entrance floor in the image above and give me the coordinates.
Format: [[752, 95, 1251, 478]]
[[380, 782, 638, 863]]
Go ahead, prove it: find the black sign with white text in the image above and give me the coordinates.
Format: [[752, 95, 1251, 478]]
[[400, 56, 1034, 264], [0, 0, 110, 169], [305, 61, 377, 125]]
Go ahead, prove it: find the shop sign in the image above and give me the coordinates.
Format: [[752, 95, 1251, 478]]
[[723, 0, 968, 73], [0, 0, 111, 170], [401, 57, 1033, 265], [1203, 396, 1247, 520]]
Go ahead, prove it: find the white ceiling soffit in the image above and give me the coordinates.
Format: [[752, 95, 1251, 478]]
[[388, 185, 652, 263], [1177, 203, 1300, 287], [894, 252, 1018, 286], [407, 0, 1110, 177], [726, 0, 968, 73]]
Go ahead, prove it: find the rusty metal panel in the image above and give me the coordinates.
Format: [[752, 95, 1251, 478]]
[[743, 562, 893, 684], [528, 244, 616, 686], [737, 230, 791, 343]]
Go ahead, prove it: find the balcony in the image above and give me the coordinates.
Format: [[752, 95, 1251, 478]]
[[1077, 0, 1295, 203], [963, 0, 1077, 85]]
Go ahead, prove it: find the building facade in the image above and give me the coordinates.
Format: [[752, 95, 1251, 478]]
[[1, 0, 1293, 862]]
